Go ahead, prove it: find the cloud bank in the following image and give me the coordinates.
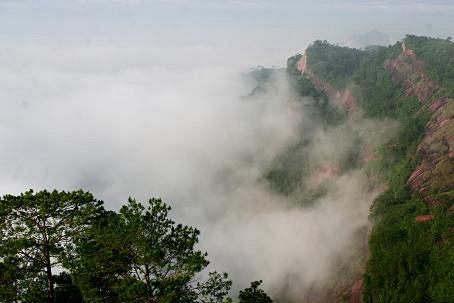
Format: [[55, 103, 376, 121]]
[[0, 39, 396, 300]]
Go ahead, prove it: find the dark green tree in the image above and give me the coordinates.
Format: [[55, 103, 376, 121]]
[[54, 272, 84, 303], [71, 197, 232, 303], [0, 190, 103, 303], [238, 281, 272, 303]]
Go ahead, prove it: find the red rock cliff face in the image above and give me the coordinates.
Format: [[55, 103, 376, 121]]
[[385, 42, 439, 103], [385, 42, 454, 206], [298, 52, 359, 119], [300, 276, 364, 303], [293, 41, 453, 303], [295, 52, 369, 303]]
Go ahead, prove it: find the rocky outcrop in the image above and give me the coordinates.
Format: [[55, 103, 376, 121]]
[[298, 52, 359, 119], [385, 42, 439, 103], [313, 164, 341, 184], [416, 215, 434, 222], [296, 49, 375, 303], [296, 40, 453, 303], [301, 275, 364, 303], [349, 278, 363, 303], [385, 42, 454, 206], [408, 99, 454, 206]]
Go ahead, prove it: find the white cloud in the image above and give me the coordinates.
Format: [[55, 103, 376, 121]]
[[0, 37, 400, 300]]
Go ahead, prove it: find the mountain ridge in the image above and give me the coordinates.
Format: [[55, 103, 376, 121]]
[[284, 35, 453, 302]]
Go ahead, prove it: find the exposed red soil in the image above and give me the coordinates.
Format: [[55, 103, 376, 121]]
[[385, 43, 454, 206], [294, 49, 375, 303], [291, 41, 454, 303], [349, 278, 363, 303], [298, 52, 359, 119], [314, 164, 341, 184], [402, 42, 416, 57], [416, 215, 434, 222], [362, 149, 377, 163], [385, 42, 439, 103], [299, 275, 364, 303]]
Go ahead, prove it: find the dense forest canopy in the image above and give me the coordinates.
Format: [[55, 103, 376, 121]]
[[405, 35, 454, 96], [300, 36, 454, 303], [305, 40, 362, 89]]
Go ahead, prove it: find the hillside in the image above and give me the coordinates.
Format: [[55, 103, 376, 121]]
[[1, 35, 452, 303], [279, 36, 454, 302]]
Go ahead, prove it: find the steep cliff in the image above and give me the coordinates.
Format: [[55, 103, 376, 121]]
[[385, 41, 454, 207], [297, 51, 359, 119], [285, 36, 453, 302]]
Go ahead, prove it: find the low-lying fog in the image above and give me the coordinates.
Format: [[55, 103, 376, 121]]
[[0, 39, 396, 299]]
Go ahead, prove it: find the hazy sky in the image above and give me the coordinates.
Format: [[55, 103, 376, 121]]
[[1, 0, 453, 66]]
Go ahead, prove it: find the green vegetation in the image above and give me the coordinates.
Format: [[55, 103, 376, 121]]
[[352, 44, 403, 118], [306, 40, 362, 89], [263, 53, 347, 198], [274, 36, 453, 302], [264, 139, 310, 196], [347, 38, 454, 303], [238, 281, 272, 303], [0, 190, 103, 303], [405, 35, 454, 96], [247, 66, 277, 86], [364, 192, 454, 302], [243, 66, 282, 98], [0, 190, 271, 303], [360, 87, 452, 302], [70, 198, 231, 303]]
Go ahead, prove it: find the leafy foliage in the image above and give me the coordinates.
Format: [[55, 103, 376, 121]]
[[243, 67, 281, 98], [238, 281, 273, 303], [354, 37, 454, 303], [364, 189, 454, 302], [352, 45, 403, 118], [306, 40, 362, 89], [264, 53, 346, 198], [70, 198, 232, 303], [272, 36, 453, 302], [54, 272, 84, 303], [1, 192, 268, 302], [405, 35, 454, 96], [0, 190, 103, 303]]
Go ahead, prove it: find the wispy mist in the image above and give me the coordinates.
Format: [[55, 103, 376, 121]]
[[0, 39, 398, 300]]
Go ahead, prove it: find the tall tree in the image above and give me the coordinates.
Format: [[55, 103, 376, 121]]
[[0, 190, 103, 303], [238, 281, 273, 303], [71, 197, 232, 303]]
